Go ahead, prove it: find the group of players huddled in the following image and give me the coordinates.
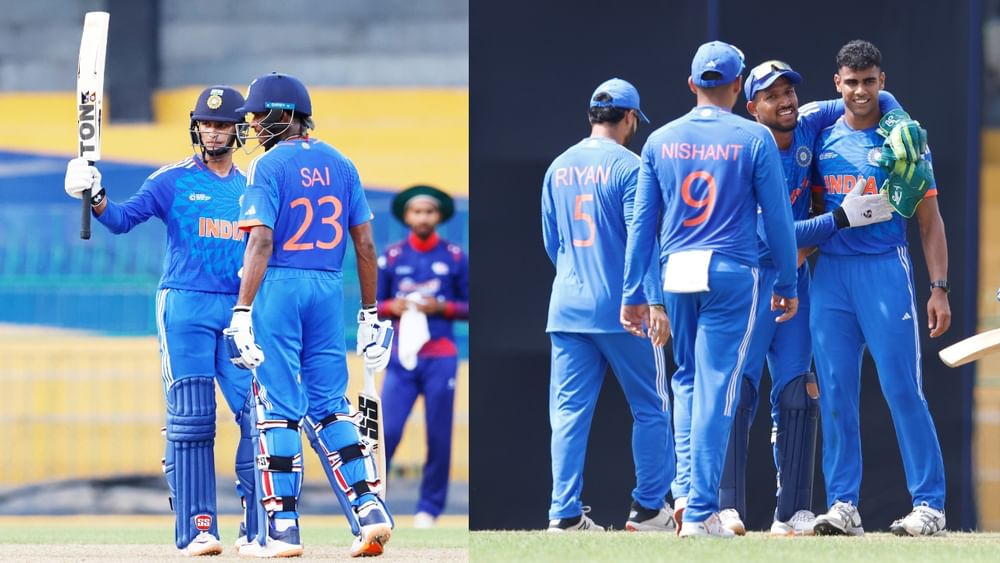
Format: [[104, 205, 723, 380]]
[[542, 39, 950, 538], [64, 73, 469, 557]]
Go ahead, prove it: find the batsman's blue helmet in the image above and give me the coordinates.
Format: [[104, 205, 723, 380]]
[[190, 85, 246, 123], [236, 72, 312, 117]]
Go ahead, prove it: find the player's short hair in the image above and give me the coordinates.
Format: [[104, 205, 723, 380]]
[[836, 40, 882, 71], [588, 92, 629, 125]]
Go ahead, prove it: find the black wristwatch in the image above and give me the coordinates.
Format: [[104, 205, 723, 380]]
[[930, 280, 950, 294]]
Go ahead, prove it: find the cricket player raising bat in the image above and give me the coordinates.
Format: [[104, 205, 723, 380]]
[[65, 86, 254, 556], [225, 72, 394, 558]]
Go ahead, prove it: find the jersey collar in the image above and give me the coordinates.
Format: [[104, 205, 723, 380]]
[[408, 231, 440, 252]]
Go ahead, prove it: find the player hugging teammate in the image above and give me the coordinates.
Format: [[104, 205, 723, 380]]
[[544, 39, 949, 538]]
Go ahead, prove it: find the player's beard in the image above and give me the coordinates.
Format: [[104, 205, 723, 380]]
[[760, 115, 797, 134]]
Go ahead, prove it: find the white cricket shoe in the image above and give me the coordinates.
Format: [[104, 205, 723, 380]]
[[813, 501, 864, 536], [183, 532, 223, 556], [234, 522, 249, 552], [890, 504, 946, 537], [238, 519, 304, 558], [719, 508, 746, 536], [414, 511, 436, 529], [351, 499, 393, 557], [547, 506, 604, 532], [625, 500, 675, 532], [678, 512, 736, 539], [673, 496, 686, 535], [770, 510, 816, 536]]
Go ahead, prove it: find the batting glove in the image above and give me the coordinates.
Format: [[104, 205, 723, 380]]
[[224, 306, 264, 369], [64, 157, 105, 205], [358, 306, 393, 371], [833, 181, 893, 228]]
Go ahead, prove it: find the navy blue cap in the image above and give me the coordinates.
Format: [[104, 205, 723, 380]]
[[236, 72, 312, 116], [744, 60, 803, 100], [589, 78, 649, 123], [691, 41, 745, 87]]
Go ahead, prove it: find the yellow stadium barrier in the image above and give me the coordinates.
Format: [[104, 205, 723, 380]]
[[0, 325, 468, 486]]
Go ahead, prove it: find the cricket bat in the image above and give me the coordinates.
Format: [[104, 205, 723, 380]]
[[358, 365, 388, 499], [939, 327, 1000, 367], [76, 11, 109, 240]]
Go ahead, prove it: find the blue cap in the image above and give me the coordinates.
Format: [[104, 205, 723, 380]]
[[691, 41, 745, 87], [589, 78, 649, 123], [236, 72, 312, 116], [743, 60, 803, 100]]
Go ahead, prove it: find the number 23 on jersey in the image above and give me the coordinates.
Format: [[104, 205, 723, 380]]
[[283, 195, 344, 251]]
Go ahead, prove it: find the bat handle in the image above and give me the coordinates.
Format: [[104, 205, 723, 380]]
[[80, 187, 92, 239]]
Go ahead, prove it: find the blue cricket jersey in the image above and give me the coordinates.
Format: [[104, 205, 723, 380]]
[[624, 106, 797, 302], [812, 116, 936, 256], [238, 138, 373, 271], [542, 136, 661, 333], [757, 92, 902, 266], [96, 155, 246, 294]]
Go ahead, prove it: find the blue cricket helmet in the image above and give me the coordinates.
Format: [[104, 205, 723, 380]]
[[191, 85, 246, 123], [190, 85, 246, 151], [236, 72, 312, 116]]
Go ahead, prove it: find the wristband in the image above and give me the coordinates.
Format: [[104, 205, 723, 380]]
[[90, 188, 106, 207]]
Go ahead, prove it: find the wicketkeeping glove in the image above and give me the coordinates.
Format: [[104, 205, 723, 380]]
[[64, 157, 105, 204], [224, 306, 265, 369], [358, 306, 393, 371], [880, 158, 935, 218]]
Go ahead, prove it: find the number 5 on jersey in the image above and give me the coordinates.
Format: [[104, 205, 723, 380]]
[[284, 195, 344, 251], [573, 193, 595, 247]]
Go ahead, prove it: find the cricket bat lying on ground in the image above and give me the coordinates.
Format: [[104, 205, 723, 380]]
[[358, 366, 388, 499], [939, 328, 1000, 367]]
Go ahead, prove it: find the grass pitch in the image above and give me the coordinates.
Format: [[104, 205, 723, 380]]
[[0, 514, 468, 561], [471, 530, 1000, 563]]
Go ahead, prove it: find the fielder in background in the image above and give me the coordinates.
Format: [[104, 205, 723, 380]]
[[64, 86, 253, 556], [377, 185, 468, 529], [809, 40, 949, 537], [718, 61, 898, 536], [624, 41, 799, 538], [225, 72, 394, 558], [544, 78, 674, 533]]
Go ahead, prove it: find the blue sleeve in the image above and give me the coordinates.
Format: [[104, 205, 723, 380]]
[[621, 159, 663, 305], [794, 213, 838, 248], [623, 141, 663, 305], [878, 90, 902, 114], [752, 134, 798, 297], [798, 99, 844, 134], [541, 169, 559, 265], [347, 162, 373, 227], [240, 156, 280, 229], [96, 175, 169, 234]]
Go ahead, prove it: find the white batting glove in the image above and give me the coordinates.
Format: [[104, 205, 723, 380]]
[[837, 181, 893, 228], [224, 306, 264, 369], [357, 306, 393, 371], [64, 157, 104, 203]]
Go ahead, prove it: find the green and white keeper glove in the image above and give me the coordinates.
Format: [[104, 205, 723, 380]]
[[880, 158, 935, 218]]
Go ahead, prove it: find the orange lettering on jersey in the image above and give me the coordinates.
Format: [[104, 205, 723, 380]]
[[300, 167, 331, 187], [660, 142, 742, 161], [198, 218, 245, 240], [843, 175, 856, 194], [823, 175, 878, 195], [554, 165, 610, 187]]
